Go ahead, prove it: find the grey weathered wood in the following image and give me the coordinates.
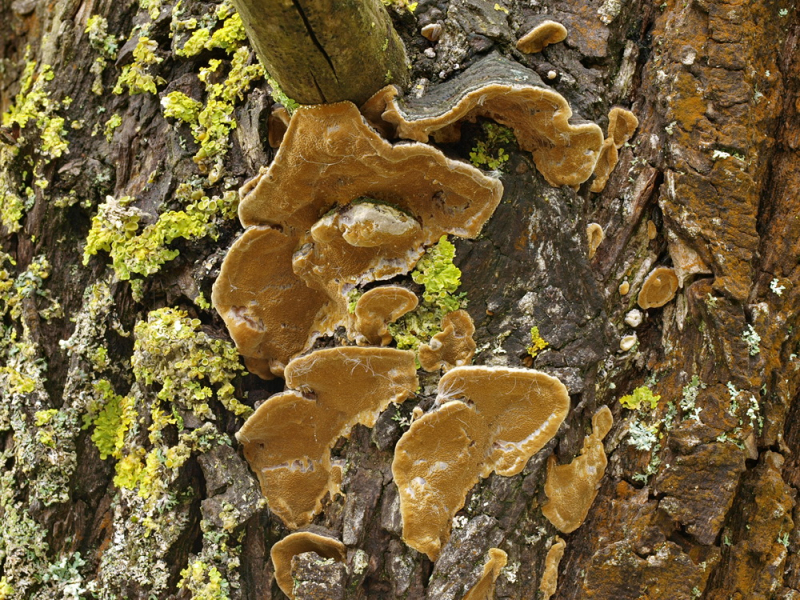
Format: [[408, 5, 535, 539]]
[[230, 0, 409, 105]]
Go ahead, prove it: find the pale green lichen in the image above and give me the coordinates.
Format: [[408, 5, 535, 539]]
[[619, 385, 661, 411], [742, 324, 761, 356], [389, 236, 466, 351], [680, 375, 705, 420]]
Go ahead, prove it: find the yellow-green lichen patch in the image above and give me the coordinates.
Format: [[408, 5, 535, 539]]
[[619, 385, 661, 410], [113, 36, 165, 95], [85, 15, 119, 95], [389, 235, 467, 352], [179, 528, 243, 600], [527, 326, 549, 358]]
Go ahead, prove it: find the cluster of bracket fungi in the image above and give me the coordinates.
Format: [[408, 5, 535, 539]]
[[212, 37, 639, 597]]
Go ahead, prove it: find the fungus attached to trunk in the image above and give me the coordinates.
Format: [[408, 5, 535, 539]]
[[353, 285, 419, 346], [392, 367, 569, 559], [463, 548, 508, 600], [362, 53, 604, 188], [238, 102, 503, 238], [418, 309, 476, 372], [539, 536, 566, 600], [237, 347, 417, 528], [211, 226, 329, 377], [590, 107, 639, 193], [541, 406, 613, 533], [516, 20, 568, 54], [637, 266, 679, 309], [586, 223, 604, 259], [271, 530, 346, 599]]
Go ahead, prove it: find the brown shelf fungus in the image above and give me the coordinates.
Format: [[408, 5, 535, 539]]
[[352, 285, 419, 346], [463, 548, 508, 600], [270, 530, 346, 599], [586, 223, 604, 259], [590, 107, 639, 193], [418, 309, 476, 372], [539, 536, 566, 600], [516, 20, 568, 54], [237, 347, 418, 528], [211, 226, 330, 378], [362, 53, 604, 188], [392, 367, 569, 559], [541, 406, 613, 533], [237, 101, 503, 239], [637, 266, 680, 309]]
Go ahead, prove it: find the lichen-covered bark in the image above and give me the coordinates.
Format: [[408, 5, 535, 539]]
[[1, 0, 799, 598]]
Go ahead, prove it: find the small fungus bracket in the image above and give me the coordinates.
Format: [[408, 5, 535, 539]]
[[362, 53, 604, 188], [637, 267, 680, 309], [516, 20, 568, 54], [418, 309, 477, 372], [270, 529, 347, 599]]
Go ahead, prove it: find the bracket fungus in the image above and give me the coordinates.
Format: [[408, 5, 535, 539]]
[[267, 105, 291, 149], [541, 406, 613, 533], [637, 266, 680, 309], [418, 309, 476, 372], [586, 222, 604, 259], [271, 530, 346, 599], [392, 367, 569, 559], [463, 548, 508, 600], [237, 347, 417, 528], [362, 53, 604, 188], [215, 101, 503, 373], [590, 107, 639, 193], [539, 536, 566, 600], [352, 285, 419, 346], [516, 20, 568, 54]]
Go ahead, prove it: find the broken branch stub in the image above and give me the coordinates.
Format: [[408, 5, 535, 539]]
[[229, 0, 408, 105]]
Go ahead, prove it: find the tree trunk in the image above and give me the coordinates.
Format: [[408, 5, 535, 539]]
[[0, 0, 798, 598]]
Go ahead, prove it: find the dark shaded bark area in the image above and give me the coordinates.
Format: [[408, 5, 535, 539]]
[[1, 0, 799, 598]]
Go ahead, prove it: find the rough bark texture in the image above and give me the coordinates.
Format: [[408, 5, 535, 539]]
[[0, 0, 799, 598]]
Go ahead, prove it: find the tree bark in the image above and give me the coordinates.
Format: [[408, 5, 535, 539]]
[[0, 0, 799, 599]]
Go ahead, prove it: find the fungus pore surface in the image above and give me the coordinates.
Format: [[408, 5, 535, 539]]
[[539, 536, 566, 600], [463, 548, 508, 600], [541, 406, 613, 533], [237, 347, 417, 528], [392, 367, 569, 559], [362, 53, 604, 188]]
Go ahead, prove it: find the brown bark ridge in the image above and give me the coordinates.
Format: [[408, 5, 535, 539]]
[[1, 0, 800, 598], [230, 0, 409, 105]]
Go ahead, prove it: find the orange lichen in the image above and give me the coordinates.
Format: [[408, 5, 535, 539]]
[[590, 107, 639, 193], [362, 54, 604, 188], [516, 20, 568, 54], [270, 531, 346, 599], [586, 222, 604, 259], [418, 309, 476, 371], [539, 536, 566, 600], [541, 406, 613, 533], [237, 347, 417, 528], [393, 367, 569, 559], [353, 285, 418, 346], [637, 267, 679, 309], [463, 548, 508, 600]]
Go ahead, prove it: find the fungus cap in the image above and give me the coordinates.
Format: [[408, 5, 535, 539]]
[[270, 531, 346, 599], [237, 347, 418, 528], [539, 537, 566, 600], [516, 20, 568, 54], [267, 105, 291, 149], [541, 406, 613, 533], [586, 223, 604, 259], [607, 107, 639, 148], [589, 138, 619, 193], [211, 226, 329, 377], [392, 400, 488, 560], [353, 285, 419, 346], [418, 309, 477, 372], [637, 267, 679, 309], [238, 101, 503, 240], [438, 366, 570, 476], [463, 548, 508, 600], [362, 53, 603, 188]]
